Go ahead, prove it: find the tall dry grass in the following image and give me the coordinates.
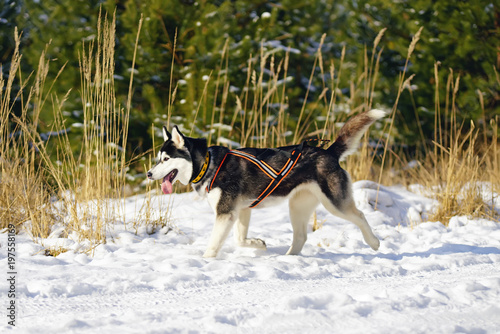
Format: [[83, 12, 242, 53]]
[[0, 29, 59, 239], [187, 28, 388, 181], [406, 67, 500, 224], [186, 26, 498, 226], [0, 13, 170, 253], [2, 14, 498, 257]]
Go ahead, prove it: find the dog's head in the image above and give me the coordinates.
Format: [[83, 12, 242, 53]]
[[147, 126, 193, 194]]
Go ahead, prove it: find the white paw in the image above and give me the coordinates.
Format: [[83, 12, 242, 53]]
[[250, 238, 267, 249], [368, 237, 380, 251], [239, 238, 267, 249], [203, 249, 218, 258], [285, 248, 301, 256]]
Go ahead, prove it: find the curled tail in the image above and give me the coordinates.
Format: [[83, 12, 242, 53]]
[[327, 109, 386, 161]]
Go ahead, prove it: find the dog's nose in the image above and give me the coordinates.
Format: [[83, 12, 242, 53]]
[[147, 171, 153, 179]]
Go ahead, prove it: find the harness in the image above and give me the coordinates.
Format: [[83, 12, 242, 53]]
[[207, 142, 305, 208], [194, 139, 329, 208]]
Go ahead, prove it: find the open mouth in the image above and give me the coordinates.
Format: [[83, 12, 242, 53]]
[[161, 169, 178, 195]]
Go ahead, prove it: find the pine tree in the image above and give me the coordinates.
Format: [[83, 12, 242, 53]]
[[13, 0, 101, 129], [350, 0, 500, 142]]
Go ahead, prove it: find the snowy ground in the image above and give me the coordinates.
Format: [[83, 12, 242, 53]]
[[2, 181, 500, 333]]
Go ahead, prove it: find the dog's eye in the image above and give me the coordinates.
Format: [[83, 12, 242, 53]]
[[163, 157, 169, 162]]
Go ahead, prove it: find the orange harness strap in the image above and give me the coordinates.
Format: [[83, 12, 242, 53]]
[[208, 144, 303, 208]]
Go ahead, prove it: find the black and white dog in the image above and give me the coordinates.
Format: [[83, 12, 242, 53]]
[[147, 109, 384, 257]]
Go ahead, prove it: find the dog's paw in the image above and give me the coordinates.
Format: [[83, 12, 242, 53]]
[[368, 237, 380, 251], [203, 249, 218, 258], [285, 248, 301, 256], [239, 238, 267, 250], [250, 238, 267, 250]]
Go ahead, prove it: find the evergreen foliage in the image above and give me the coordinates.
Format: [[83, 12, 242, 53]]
[[351, 0, 500, 141], [1, 0, 498, 174]]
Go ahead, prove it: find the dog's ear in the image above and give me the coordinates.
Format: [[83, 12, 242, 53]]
[[163, 126, 171, 142], [171, 125, 185, 149]]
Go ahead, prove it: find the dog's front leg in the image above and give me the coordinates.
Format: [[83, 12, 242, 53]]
[[234, 208, 267, 250], [203, 212, 237, 258]]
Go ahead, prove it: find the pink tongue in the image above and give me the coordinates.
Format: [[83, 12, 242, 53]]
[[161, 175, 173, 194]]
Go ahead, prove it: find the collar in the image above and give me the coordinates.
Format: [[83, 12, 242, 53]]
[[191, 151, 210, 184]]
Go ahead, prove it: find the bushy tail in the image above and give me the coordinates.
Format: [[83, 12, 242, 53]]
[[327, 109, 386, 161]]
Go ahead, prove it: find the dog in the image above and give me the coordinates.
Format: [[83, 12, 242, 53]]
[[147, 109, 384, 257]]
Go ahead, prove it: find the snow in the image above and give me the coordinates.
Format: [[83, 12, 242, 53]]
[[1, 181, 500, 333], [261, 12, 271, 19]]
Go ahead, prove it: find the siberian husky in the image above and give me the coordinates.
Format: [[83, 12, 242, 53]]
[[147, 109, 385, 257]]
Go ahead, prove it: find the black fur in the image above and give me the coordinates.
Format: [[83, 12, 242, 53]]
[[152, 110, 384, 257], [184, 140, 350, 213]]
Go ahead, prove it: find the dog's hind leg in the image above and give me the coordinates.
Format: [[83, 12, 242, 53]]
[[234, 208, 267, 250], [320, 194, 380, 251], [286, 190, 320, 255], [203, 211, 238, 258]]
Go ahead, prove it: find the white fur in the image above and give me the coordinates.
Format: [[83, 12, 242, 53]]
[[203, 211, 237, 258], [203, 189, 267, 257], [339, 133, 367, 161], [339, 108, 387, 162], [154, 117, 383, 258], [148, 151, 193, 186], [206, 188, 222, 212], [234, 208, 266, 249], [368, 109, 387, 120], [202, 181, 379, 258], [171, 127, 185, 149], [285, 182, 379, 254], [150, 126, 190, 185], [204, 188, 234, 257], [286, 189, 320, 255]]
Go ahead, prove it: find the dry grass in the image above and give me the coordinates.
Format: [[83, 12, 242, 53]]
[[159, 25, 498, 229], [192, 25, 499, 227], [406, 68, 500, 225], [0, 13, 173, 254], [42, 246, 70, 257], [0, 28, 60, 238], [1, 15, 498, 255], [131, 125, 174, 235]]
